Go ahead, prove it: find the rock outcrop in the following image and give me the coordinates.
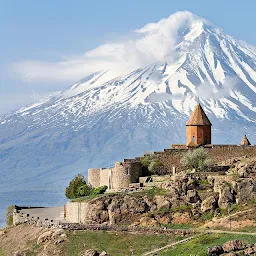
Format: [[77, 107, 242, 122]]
[[37, 228, 66, 245], [208, 240, 252, 256]]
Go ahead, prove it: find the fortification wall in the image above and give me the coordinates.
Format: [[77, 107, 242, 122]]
[[155, 145, 256, 172], [111, 162, 131, 189], [125, 162, 142, 183], [100, 168, 111, 188], [88, 161, 142, 190], [208, 145, 256, 163], [88, 168, 101, 187], [65, 201, 90, 223], [155, 149, 188, 172]]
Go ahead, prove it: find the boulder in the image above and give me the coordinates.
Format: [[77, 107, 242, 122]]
[[222, 240, 245, 252], [161, 175, 197, 196], [37, 228, 67, 245], [186, 189, 200, 203], [0, 230, 6, 236], [51, 228, 65, 239], [236, 179, 256, 204], [143, 196, 157, 211], [244, 244, 256, 255], [82, 250, 99, 256], [99, 252, 110, 256], [37, 230, 54, 245], [201, 195, 218, 212], [13, 251, 26, 256], [171, 212, 191, 224], [139, 216, 159, 227], [108, 195, 148, 225], [218, 183, 234, 209], [207, 245, 224, 255], [154, 195, 171, 210], [155, 214, 171, 225]]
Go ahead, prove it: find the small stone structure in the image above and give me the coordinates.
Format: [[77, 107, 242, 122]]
[[88, 161, 142, 189], [12, 206, 65, 226]]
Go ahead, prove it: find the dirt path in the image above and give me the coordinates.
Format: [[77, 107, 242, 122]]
[[142, 234, 201, 256], [206, 229, 256, 236], [142, 225, 256, 256]]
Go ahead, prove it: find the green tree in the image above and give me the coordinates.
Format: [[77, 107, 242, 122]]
[[180, 147, 211, 171], [65, 174, 87, 199], [77, 184, 92, 197], [140, 153, 163, 174]]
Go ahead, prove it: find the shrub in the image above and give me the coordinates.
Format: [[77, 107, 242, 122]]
[[180, 148, 211, 171], [65, 174, 87, 199], [140, 153, 164, 175], [77, 184, 92, 197], [91, 185, 108, 196], [6, 205, 15, 226]]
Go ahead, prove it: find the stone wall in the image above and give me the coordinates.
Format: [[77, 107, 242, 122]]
[[65, 201, 90, 223], [12, 206, 64, 226], [88, 168, 101, 187], [155, 145, 256, 173], [88, 161, 142, 190], [207, 145, 256, 163], [100, 168, 112, 188]]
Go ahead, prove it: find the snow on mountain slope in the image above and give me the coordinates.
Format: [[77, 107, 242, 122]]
[[0, 11, 256, 196]]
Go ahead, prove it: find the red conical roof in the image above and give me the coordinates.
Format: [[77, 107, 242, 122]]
[[186, 104, 212, 126]]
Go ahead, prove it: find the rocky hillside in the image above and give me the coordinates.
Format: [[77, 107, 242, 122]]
[[64, 157, 256, 229], [0, 224, 178, 256]]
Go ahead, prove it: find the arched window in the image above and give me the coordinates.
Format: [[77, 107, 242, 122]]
[[192, 136, 196, 143]]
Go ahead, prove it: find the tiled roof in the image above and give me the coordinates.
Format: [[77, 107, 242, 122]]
[[186, 104, 212, 126]]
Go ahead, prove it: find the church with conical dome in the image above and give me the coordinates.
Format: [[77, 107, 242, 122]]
[[171, 103, 253, 149], [186, 103, 212, 146]]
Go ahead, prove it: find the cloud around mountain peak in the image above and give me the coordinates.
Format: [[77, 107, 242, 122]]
[[9, 11, 212, 83]]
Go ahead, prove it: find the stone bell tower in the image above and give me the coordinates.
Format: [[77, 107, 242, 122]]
[[186, 103, 212, 146]]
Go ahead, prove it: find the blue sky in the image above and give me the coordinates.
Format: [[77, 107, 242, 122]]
[[1, 0, 256, 114]]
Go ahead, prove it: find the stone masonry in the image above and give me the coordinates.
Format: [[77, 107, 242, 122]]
[[88, 161, 142, 190]]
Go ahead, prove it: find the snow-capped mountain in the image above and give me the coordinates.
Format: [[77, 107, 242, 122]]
[[0, 11, 256, 195]]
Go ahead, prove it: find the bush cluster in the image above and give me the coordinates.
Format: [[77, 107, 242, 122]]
[[65, 174, 108, 199], [140, 153, 164, 175], [6, 205, 15, 226], [180, 147, 211, 171]]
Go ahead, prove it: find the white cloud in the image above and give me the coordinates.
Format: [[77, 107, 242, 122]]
[[9, 11, 203, 83], [0, 92, 50, 115], [196, 76, 239, 100]]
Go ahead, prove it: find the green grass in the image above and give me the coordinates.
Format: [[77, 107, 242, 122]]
[[61, 230, 178, 256], [71, 193, 110, 202], [237, 226, 256, 233], [197, 179, 210, 186], [26, 242, 41, 256], [171, 205, 192, 212], [164, 223, 195, 229], [145, 186, 169, 198], [0, 248, 3, 256], [159, 233, 256, 256]]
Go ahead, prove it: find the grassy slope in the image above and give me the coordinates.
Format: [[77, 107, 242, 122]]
[[61, 230, 178, 256], [159, 233, 256, 256]]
